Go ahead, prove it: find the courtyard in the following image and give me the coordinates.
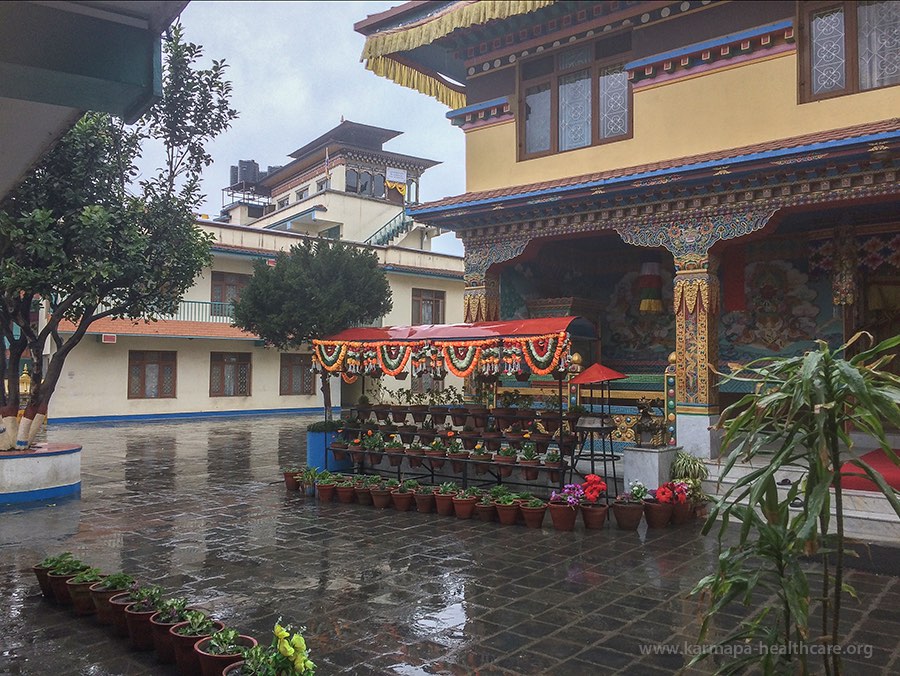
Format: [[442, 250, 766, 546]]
[[2, 415, 899, 675]]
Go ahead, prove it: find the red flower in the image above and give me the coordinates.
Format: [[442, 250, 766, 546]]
[[655, 486, 674, 504]]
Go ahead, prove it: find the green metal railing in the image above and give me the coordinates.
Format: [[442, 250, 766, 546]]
[[365, 212, 414, 246]]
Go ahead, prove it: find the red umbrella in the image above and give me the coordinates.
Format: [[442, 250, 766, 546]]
[[569, 363, 627, 385]]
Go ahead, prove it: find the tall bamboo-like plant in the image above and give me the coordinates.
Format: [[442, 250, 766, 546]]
[[691, 333, 900, 675]]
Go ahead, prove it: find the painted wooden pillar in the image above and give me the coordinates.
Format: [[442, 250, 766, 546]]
[[461, 235, 529, 323], [463, 271, 500, 322], [673, 254, 720, 455]]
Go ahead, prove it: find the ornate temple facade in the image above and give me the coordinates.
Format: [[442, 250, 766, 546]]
[[356, 0, 900, 457]]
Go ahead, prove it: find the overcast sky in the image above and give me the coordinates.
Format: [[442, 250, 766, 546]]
[[170, 0, 467, 255]]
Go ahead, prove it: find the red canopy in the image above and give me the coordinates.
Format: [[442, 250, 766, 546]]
[[569, 363, 627, 384], [324, 316, 596, 342]]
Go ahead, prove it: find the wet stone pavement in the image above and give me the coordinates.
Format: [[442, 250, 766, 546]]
[[2, 415, 899, 676]]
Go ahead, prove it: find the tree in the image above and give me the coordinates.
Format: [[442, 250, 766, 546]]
[[690, 333, 900, 675], [0, 24, 237, 450], [231, 240, 393, 419]]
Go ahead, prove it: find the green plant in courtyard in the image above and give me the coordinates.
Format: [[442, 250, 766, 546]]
[[206, 628, 241, 655], [70, 568, 104, 584], [671, 449, 710, 481], [437, 482, 459, 495], [690, 334, 900, 676], [175, 610, 215, 636], [154, 597, 190, 624], [237, 620, 314, 675], [48, 556, 88, 575], [96, 573, 134, 590]]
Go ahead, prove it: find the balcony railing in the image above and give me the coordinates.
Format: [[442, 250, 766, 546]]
[[97, 300, 235, 323]]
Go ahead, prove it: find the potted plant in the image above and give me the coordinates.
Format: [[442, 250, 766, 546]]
[[281, 466, 302, 491], [406, 441, 426, 468], [90, 572, 134, 625], [668, 480, 693, 524], [47, 554, 89, 606], [370, 478, 394, 509], [391, 479, 418, 512], [315, 471, 337, 503], [537, 393, 564, 434], [451, 487, 480, 519], [150, 597, 192, 664], [170, 610, 225, 676], [482, 420, 502, 452], [334, 477, 357, 504], [494, 445, 517, 478], [548, 484, 583, 531], [474, 494, 496, 522], [124, 585, 164, 651], [110, 583, 161, 638], [406, 390, 429, 423], [518, 442, 541, 481], [493, 493, 519, 526], [446, 437, 469, 472], [412, 484, 435, 513], [330, 434, 349, 462], [542, 450, 564, 483], [425, 437, 447, 469], [195, 628, 258, 676], [580, 474, 609, 529], [397, 422, 417, 445], [353, 475, 375, 506], [66, 567, 104, 616], [458, 424, 479, 451], [355, 394, 372, 420], [434, 482, 458, 516], [470, 443, 493, 475], [612, 481, 647, 530], [298, 467, 319, 497], [224, 620, 315, 675], [347, 436, 364, 464], [384, 434, 406, 466], [427, 389, 449, 425], [417, 417, 437, 445], [520, 497, 547, 529], [644, 482, 675, 528], [33, 552, 74, 600]]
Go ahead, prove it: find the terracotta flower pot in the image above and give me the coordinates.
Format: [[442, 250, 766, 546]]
[[581, 504, 609, 530], [349, 449, 365, 464], [170, 620, 224, 676], [494, 502, 519, 526], [450, 409, 469, 426], [643, 501, 673, 529], [194, 634, 258, 676], [90, 582, 129, 625], [354, 486, 374, 506], [520, 505, 547, 529], [150, 611, 184, 663], [390, 406, 408, 425], [425, 450, 447, 470], [125, 604, 158, 650], [417, 430, 436, 445], [398, 426, 417, 444], [428, 406, 449, 425], [406, 449, 425, 468], [223, 661, 244, 675], [448, 451, 470, 472], [413, 492, 435, 513], [548, 502, 579, 531], [109, 592, 135, 637], [434, 492, 457, 516], [387, 451, 405, 467], [531, 433, 552, 454], [459, 434, 479, 451], [519, 460, 541, 481], [47, 572, 78, 605], [470, 453, 493, 474], [32, 565, 53, 600], [543, 461, 564, 484], [409, 405, 428, 423], [474, 502, 496, 522], [504, 432, 526, 450], [391, 490, 414, 512], [67, 578, 103, 616], [316, 483, 336, 502], [366, 451, 384, 466], [331, 447, 348, 462], [493, 454, 516, 478], [373, 406, 391, 422], [671, 501, 692, 525], [612, 502, 644, 530], [482, 433, 502, 452], [283, 472, 300, 491], [370, 488, 393, 509], [452, 496, 478, 519], [335, 485, 356, 504]]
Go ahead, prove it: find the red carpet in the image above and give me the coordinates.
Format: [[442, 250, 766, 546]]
[[840, 449, 900, 492]]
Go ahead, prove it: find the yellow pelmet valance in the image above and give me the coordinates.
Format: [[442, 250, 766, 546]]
[[361, 0, 555, 108]]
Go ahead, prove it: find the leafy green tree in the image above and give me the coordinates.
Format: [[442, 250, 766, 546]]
[[231, 240, 393, 419], [691, 333, 900, 675], [0, 24, 237, 449]]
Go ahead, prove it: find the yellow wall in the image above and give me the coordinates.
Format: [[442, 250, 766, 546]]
[[465, 52, 900, 192]]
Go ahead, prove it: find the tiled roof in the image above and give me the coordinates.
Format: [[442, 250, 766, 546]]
[[412, 119, 900, 212], [58, 317, 258, 340]]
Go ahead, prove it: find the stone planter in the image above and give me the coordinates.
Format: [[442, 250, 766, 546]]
[[612, 502, 644, 530], [548, 502, 579, 531], [581, 504, 609, 530]]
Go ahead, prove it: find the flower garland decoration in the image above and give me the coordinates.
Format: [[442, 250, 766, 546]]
[[341, 372, 358, 384], [501, 343, 523, 375], [517, 332, 570, 376], [312, 341, 348, 373], [437, 339, 498, 378], [376, 342, 412, 376], [361, 347, 380, 375], [480, 346, 502, 375], [344, 345, 362, 373], [410, 342, 430, 376]]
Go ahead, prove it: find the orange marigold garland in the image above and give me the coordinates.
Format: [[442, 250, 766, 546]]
[[377, 342, 412, 376], [341, 372, 358, 384], [313, 341, 348, 372], [519, 332, 570, 376]]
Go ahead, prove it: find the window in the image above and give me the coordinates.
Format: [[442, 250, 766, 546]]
[[210, 352, 251, 396], [319, 225, 341, 239], [317, 178, 329, 192], [800, 1, 900, 101], [373, 173, 385, 198], [295, 187, 309, 201], [406, 180, 418, 204], [412, 289, 445, 324], [280, 354, 314, 395], [210, 272, 250, 317], [128, 351, 176, 399], [345, 169, 358, 193], [359, 171, 372, 196], [276, 197, 289, 209], [519, 32, 632, 159]]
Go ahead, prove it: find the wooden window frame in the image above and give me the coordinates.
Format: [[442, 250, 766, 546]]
[[517, 33, 634, 162], [209, 352, 252, 397], [210, 271, 251, 316], [276, 196, 289, 209], [798, 0, 899, 102], [295, 186, 309, 201], [412, 288, 445, 325], [280, 353, 315, 396], [127, 351, 177, 399]]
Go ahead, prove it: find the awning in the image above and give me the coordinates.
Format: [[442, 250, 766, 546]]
[[314, 316, 596, 380], [569, 363, 627, 385]]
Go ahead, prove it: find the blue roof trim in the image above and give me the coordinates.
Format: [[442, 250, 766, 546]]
[[446, 96, 510, 119], [409, 129, 900, 217], [626, 20, 794, 70]]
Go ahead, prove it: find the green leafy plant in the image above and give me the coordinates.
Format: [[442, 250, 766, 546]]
[[524, 497, 545, 508], [519, 442, 539, 461], [240, 620, 314, 675], [206, 628, 242, 655], [38, 552, 74, 569], [70, 568, 104, 584], [315, 471, 335, 485], [306, 420, 342, 433], [396, 479, 419, 494], [495, 494, 517, 506], [126, 585, 163, 612], [154, 597, 190, 624], [489, 485, 510, 499], [96, 573, 134, 590], [361, 430, 385, 451], [415, 484, 435, 495], [691, 334, 900, 675], [543, 450, 561, 464], [497, 445, 517, 458], [671, 449, 710, 481], [385, 435, 404, 450], [175, 610, 215, 636], [49, 557, 88, 575], [437, 482, 459, 495], [456, 487, 481, 499]]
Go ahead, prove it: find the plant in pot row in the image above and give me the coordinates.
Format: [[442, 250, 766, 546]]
[[226, 620, 315, 675]]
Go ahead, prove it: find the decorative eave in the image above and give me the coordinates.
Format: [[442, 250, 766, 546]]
[[446, 96, 513, 129], [627, 19, 795, 86]]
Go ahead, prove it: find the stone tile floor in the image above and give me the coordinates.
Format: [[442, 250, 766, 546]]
[[2, 415, 899, 675]]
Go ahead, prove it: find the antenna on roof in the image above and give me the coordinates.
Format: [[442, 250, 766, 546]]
[[340, 115, 345, 123]]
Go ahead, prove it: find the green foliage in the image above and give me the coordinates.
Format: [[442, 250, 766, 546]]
[[175, 610, 215, 636], [49, 557, 88, 575], [497, 446, 517, 458], [306, 420, 342, 432], [37, 552, 74, 569], [691, 334, 900, 675], [206, 628, 241, 655], [0, 23, 235, 417], [519, 442, 539, 461], [154, 597, 190, 624], [437, 482, 459, 495], [97, 573, 135, 591], [525, 497, 545, 508], [488, 485, 511, 499], [671, 449, 710, 481], [543, 450, 561, 464], [70, 568, 104, 584], [127, 585, 163, 611]]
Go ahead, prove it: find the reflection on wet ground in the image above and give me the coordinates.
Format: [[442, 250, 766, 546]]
[[1, 416, 899, 675]]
